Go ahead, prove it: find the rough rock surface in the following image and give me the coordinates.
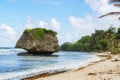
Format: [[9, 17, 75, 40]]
[[15, 28, 59, 55]]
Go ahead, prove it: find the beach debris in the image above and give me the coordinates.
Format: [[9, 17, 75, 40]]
[[88, 72, 97, 75], [111, 55, 120, 62], [97, 52, 112, 59]]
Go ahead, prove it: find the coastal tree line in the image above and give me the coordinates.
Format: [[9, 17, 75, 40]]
[[61, 26, 120, 54]]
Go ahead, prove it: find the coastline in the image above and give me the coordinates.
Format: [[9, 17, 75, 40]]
[[22, 53, 102, 80], [0, 50, 100, 80], [23, 53, 120, 80]]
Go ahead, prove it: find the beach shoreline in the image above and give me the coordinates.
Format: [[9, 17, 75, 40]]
[[23, 53, 120, 80]]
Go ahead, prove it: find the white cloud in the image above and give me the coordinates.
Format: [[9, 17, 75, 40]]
[[85, 0, 120, 29], [67, 15, 97, 44], [0, 17, 61, 46], [65, 34, 74, 42], [69, 15, 96, 30], [0, 24, 17, 40], [69, 15, 97, 38], [59, 0, 120, 44], [25, 17, 61, 32], [69, 15, 120, 44], [69, 15, 120, 42], [69, 0, 120, 31], [25, 17, 61, 44], [85, 0, 120, 15], [50, 18, 61, 31], [0, 24, 17, 46], [38, 21, 48, 28], [26, 16, 35, 29], [38, 17, 61, 32], [57, 33, 76, 45]]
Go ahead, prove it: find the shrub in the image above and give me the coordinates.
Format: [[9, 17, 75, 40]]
[[24, 28, 31, 33], [24, 28, 57, 41]]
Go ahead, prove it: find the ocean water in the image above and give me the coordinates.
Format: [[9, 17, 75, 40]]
[[0, 48, 100, 80]]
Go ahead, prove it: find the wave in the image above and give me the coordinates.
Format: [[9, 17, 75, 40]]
[[0, 49, 26, 55], [0, 56, 100, 80], [0, 49, 12, 55]]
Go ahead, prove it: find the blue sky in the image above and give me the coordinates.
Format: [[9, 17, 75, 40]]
[[0, 0, 120, 47]]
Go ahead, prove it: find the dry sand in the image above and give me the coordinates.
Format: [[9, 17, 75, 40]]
[[25, 54, 120, 80]]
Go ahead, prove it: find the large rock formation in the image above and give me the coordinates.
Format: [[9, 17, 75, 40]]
[[15, 28, 59, 55]]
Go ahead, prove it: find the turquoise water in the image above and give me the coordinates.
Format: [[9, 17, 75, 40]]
[[0, 48, 100, 79]]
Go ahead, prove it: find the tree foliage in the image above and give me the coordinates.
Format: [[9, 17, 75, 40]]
[[61, 26, 120, 54]]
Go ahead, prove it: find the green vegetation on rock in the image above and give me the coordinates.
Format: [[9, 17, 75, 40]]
[[42, 28, 57, 36], [23, 28, 57, 40], [61, 26, 120, 54], [32, 28, 45, 40], [24, 28, 31, 33]]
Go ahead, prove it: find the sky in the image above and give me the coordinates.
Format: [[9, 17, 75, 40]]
[[0, 0, 120, 47]]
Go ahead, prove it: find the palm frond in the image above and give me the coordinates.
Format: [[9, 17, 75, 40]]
[[99, 0, 120, 19], [99, 12, 120, 18], [109, 0, 120, 3], [109, 0, 120, 7]]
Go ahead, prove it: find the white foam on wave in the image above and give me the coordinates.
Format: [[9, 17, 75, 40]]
[[0, 67, 69, 80], [0, 49, 11, 55], [0, 55, 100, 80], [0, 49, 26, 55]]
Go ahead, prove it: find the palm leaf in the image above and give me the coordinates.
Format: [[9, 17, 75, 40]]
[[99, 12, 120, 18], [99, 0, 120, 19], [109, 0, 120, 3], [110, 0, 120, 6]]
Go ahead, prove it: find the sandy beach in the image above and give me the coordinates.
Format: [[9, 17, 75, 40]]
[[24, 54, 120, 80]]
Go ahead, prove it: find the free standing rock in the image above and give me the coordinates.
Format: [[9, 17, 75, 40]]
[[15, 28, 59, 55]]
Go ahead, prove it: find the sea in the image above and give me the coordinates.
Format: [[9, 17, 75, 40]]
[[0, 48, 100, 80]]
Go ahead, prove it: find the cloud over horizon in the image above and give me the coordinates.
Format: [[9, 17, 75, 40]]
[[24, 0, 120, 45], [25, 16, 61, 32], [85, 0, 120, 15], [65, 0, 120, 44], [0, 24, 17, 46], [0, 0, 120, 46]]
